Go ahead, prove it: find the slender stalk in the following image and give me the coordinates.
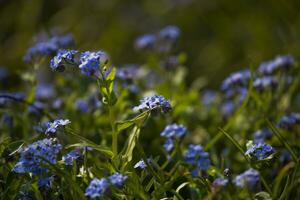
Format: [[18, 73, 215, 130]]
[[109, 106, 118, 156]]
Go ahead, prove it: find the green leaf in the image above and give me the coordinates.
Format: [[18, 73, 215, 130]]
[[121, 125, 140, 164], [254, 191, 272, 200], [115, 111, 150, 133], [65, 128, 113, 157]]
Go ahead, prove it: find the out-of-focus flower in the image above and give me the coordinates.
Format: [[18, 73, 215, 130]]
[[221, 69, 250, 92], [85, 178, 109, 198], [163, 138, 175, 152], [253, 129, 272, 143], [277, 113, 300, 129], [184, 144, 211, 174], [35, 84, 54, 100], [259, 55, 295, 75], [234, 168, 259, 190], [13, 138, 62, 175], [161, 123, 187, 138], [213, 177, 229, 187], [135, 34, 156, 50], [158, 25, 180, 41], [108, 173, 128, 187], [24, 33, 74, 62], [253, 76, 278, 91]]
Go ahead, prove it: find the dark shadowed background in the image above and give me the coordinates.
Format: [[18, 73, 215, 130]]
[[1, 0, 300, 88]]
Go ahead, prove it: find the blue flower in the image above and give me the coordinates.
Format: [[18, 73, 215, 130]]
[[221, 69, 250, 91], [184, 144, 210, 171], [134, 160, 147, 169], [161, 123, 187, 138], [38, 176, 54, 188], [116, 65, 139, 81], [62, 149, 81, 165], [50, 49, 78, 72], [85, 178, 109, 198], [35, 84, 54, 100], [234, 168, 259, 190], [45, 119, 71, 135], [75, 99, 89, 113], [163, 138, 175, 152], [277, 113, 300, 128], [213, 177, 229, 187], [79, 51, 108, 76], [245, 142, 275, 160], [24, 34, 74, 62], [259, 55, 295, 75], [13, 138, 62, 175], [133, 95, 172, 114], [108, 173, 128, 187], [158, 25, 180, 41], [135, 34, 156, 50]]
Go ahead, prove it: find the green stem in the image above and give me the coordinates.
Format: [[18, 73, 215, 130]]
[[109, 107, 118, 156]]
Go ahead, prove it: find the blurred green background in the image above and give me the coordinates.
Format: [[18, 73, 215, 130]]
[[1, 0, 300, 88]]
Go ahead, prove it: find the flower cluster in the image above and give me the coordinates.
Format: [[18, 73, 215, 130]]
[[161, 123, 187, 152], [258, 55, 295, 75], [13, 138, 62, 175], [133, 95, 172, 114], [277, 113, 300, 129], [234, 168, 260, 190], [24, 33, 74, 62], [79, 51, 108, 76], [245, 142, 275, 161], [85, 173, 128, 198], [135, 25, 180, 52], [50, 49, 78, 71], [184, 144, 211, 176], [45, 119, 71, 135]]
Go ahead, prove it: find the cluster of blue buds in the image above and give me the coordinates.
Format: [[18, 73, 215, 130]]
[[13, 138, 62, 175], [62, 149, 82, 165], [85, 173, 128, 198], [133, 95, 172, 114], [277, 113, 300, 129], [161, 123, 187, 152], [234, 168, 259, 190], [50, 49, 78, 72], [184, 144, 211, 176], [45, 119, 71, 135], [245, 141, 275, 161], [258, 55, 295, 75], [24, 33, 74, 62], [135, 25, 180, 52]]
